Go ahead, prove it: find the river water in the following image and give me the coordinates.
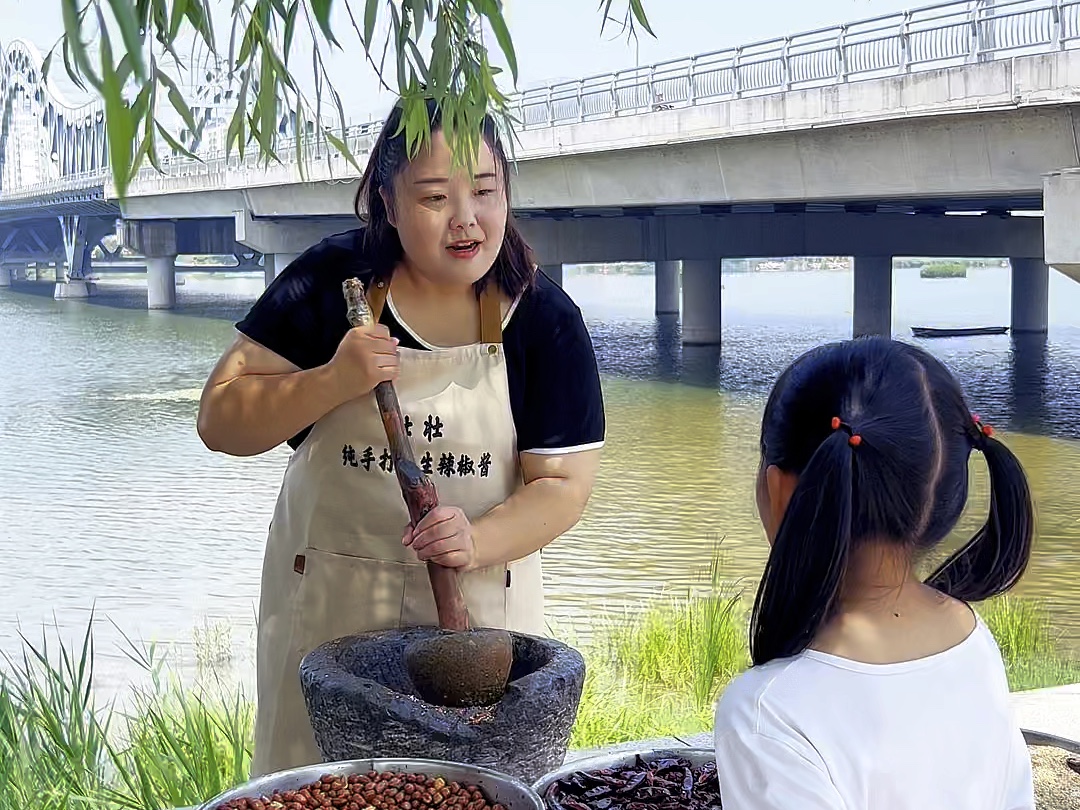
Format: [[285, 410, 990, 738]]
[[1, 264, 1079, 701]]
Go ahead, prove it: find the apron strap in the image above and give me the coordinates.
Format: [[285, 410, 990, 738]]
[[367, 279, 390, 322], [362, 275, 504, 345], [479, 284, 503, 345]]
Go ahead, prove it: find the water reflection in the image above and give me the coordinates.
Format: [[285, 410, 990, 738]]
[[654, 313, 681, 383], [1010, 334, 1051, 434], [682, 345, 722, 389]]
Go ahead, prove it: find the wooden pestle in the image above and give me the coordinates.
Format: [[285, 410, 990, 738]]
[[343, 278, 469, 631]]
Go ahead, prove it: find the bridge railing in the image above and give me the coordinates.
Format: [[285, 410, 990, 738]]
[[515, 0, 1080, 126], [0, 170, 108, 204], [125, 0, 1080, 186], [123, 124, 382, 193], [6, 0, 1080, 199]]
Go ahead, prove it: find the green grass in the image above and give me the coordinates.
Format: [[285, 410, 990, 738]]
[[0, 616, 252, 810], [567, 554, 750, 749], [976, 594, 1080, 692], [566, 585, 1080, 751], [920, 261, 968, 279], [0, 586, 1076, 805]]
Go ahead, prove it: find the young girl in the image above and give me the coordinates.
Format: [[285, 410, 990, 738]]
[[714, 337, 1035, 809]]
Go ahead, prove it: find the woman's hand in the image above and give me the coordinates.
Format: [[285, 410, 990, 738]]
[[328, 324, 400, 402], [402, 506, 477, 570]]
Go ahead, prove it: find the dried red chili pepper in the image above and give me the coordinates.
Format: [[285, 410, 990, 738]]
[[543, 754, 721, 810]]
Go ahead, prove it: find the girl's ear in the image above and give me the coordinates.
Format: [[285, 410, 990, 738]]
[[380, 186, 397, 228], [764, 464, 799, 544]]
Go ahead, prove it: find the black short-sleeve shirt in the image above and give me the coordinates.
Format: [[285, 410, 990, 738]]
[[235, 228, 606, 454]]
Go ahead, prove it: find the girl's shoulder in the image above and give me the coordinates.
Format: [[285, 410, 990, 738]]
[[713, 657, 804, 735]]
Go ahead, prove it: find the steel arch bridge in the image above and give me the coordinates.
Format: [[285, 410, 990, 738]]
[[0, 38, 111, 204]]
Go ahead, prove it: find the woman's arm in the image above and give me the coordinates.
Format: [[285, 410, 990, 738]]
[[402, 448, 601, 569], [197, 326, 399, 457], [197, 334, 342, 457], [471, 448, 601, 568], [403, 280, 605, 568]]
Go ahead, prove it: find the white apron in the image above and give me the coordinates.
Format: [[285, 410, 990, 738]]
[[250, 278, 546, 777]]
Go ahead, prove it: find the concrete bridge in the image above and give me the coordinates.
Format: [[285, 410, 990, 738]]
[[5, 0, 1080, 342]]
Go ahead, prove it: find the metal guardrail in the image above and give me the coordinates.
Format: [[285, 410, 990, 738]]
[[0, 171, 107, 200], [512, 0, 1080, 127], [3, 0, 1080, 199]]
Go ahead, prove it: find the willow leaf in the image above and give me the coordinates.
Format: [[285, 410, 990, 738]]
[[363, 0, 378, 47], [106, 0, 147, 79], [145, 110, 163, 173], [156, 69, 198, 133], [283, 1, 299, 63], [628, 0, 655, 36], [100, 30, 134, 199], [475, 0, 516, 82], [185, 0, 216, 52], [405, 38, 430, 85], [324, 129, 360, 172], [237, 13, 259, 65], [168, 0, 189, 42], [257, 48, 277, 159], [60, 0, 101, 90], [294, 96, 304, 178], [60, 39, 87, 92], [312, 0, 341, 47], [41, 47, 55, 81], [157, 122, 200, 160]]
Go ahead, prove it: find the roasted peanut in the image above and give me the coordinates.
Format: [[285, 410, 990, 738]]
[[215, 771, 503, 810]]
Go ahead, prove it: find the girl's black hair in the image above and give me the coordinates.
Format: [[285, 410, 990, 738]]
[[353, 97, 536, 298], [751, 336, 1034, 666]]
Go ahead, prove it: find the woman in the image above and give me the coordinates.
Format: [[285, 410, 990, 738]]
[[713, 337, 1034, 809], [197, 98, 605, 777]]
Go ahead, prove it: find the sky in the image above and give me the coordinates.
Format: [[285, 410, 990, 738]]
[[0, 0, 919, 123]]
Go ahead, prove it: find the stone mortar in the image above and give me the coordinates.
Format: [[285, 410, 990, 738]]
[[299, 627, 587, 785]]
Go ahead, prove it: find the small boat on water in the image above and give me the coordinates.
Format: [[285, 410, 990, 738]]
[[911, 326, 1009, 339]]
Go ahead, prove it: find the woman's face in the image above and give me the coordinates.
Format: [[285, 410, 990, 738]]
[[385, 129, 508, 288]]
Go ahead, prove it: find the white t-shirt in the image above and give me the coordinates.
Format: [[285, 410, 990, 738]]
[[713, 617, 1034, 809]]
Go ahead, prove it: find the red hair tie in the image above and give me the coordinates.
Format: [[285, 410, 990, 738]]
[[831, 416, 862, 447], [972, 413, 994, 441]]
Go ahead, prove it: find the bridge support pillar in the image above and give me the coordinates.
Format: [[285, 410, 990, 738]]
[[0, 266, 11, 287], [147, 257, 178, 310], [853, 255, 893, 338], [267, 252, 301, 286], [1045, 168, 1080, 285], [123, 221, 179, 310], [681, 260, 721, 345], [1010, 258, 1050, 334], [54, 216, 104, 302], [54, 273, 96, 298], [655, 261, 681, 315], [542, 263, 563, 287]]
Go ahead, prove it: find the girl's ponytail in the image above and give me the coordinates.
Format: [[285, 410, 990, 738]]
[[925, 428, 1034, 602], [751, 428, 856, 666]]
